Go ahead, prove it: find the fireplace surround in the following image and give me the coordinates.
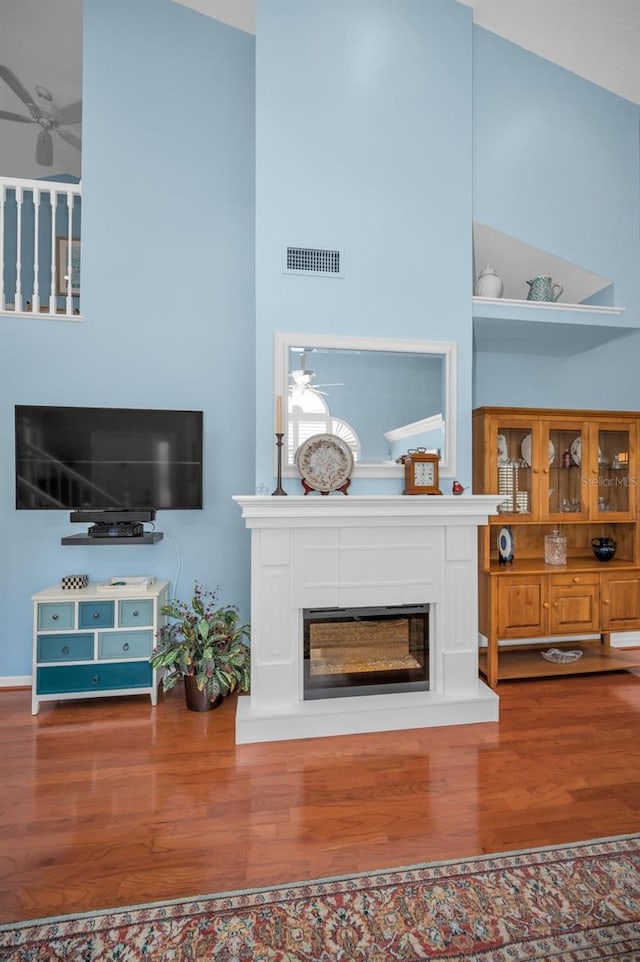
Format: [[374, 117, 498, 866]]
[[233, 495, 501, 743]]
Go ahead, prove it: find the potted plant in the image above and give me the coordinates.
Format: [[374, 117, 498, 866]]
[[149, 583, 250, 711]]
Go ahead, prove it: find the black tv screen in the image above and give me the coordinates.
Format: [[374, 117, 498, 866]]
[[15, 405, 203, 510]]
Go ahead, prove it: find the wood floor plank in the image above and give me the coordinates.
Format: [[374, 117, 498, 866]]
[[1, 671, 639, 923]]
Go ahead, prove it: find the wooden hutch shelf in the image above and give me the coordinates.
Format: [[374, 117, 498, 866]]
[[473, 406, 640, 688]]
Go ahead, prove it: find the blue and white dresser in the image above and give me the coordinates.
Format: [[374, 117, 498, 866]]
[[31, 579, 169, 715]]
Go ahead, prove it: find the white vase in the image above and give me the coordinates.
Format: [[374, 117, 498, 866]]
[[475, 265, 503, 298]]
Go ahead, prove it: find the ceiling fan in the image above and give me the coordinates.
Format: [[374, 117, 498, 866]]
[[0, 65, 82, 167], [289, 351, 343, 396]]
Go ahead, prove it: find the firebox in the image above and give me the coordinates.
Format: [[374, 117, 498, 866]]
[[303, 604, 429, 700]]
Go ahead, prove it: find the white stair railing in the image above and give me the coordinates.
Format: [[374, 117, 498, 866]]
[[0, 175, 81, 319]]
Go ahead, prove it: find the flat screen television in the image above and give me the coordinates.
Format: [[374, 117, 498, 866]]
[[15, 405, 203, 512]]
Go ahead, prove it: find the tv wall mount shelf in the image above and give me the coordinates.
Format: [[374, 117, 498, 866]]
[[62, 510, 163, 546]]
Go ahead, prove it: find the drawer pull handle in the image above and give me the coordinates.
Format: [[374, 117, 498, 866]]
[[62, 646, 70, 655], [91, 675, 100, 685], [123, 643, 130, 652], [52, 614, 59, 621], [93, 612, 100, 620], [573, 577, 580, 583]]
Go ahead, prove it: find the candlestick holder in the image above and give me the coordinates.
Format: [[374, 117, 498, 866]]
[[272, 432, 287, 496]]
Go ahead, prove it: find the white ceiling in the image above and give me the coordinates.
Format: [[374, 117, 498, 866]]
[[0, 0, 637, 180], [178, 0, 640, 104]]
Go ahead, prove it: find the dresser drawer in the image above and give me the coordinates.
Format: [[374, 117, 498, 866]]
[[37, 662, 152, 695], [79, 601, 114, 629], [118, 599, 154, 627], [37, 633, 93, 663], [37, 602, 74, 631], [98, 630, 153, 660]]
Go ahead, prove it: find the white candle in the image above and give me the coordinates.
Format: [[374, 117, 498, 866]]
[[275, 394, 283, 434]]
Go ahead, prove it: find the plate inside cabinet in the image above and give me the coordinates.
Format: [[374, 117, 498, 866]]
[[569, 437, 601, 466], [497, 525, 514, 564], [521, 434, 554, 467], [497, 434, 508, 465], [295, 434, 354, 493]]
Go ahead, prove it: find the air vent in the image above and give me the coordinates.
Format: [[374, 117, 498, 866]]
[[284, 246, 343, 277]]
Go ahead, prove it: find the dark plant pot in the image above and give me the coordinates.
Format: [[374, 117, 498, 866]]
[[183, 676, 223, 712]]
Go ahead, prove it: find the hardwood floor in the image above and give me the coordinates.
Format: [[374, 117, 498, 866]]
[[1, 671, 640, 924]]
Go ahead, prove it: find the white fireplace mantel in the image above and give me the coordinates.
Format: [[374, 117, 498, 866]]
[[233, 495, 501, 743]]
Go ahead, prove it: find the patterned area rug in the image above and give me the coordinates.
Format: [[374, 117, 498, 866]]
[[2, 835, 640, 961]]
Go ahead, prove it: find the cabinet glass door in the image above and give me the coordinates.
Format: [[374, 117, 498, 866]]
[[546, 422, 588, 520], [495, 419, 537, 517], [596, 425, 633, 517]]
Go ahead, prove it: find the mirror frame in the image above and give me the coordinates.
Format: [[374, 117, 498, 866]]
[[274, 332, 457, 478]]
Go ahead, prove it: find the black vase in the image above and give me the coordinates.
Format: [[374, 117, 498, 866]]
[[183, 675, 223, 712]]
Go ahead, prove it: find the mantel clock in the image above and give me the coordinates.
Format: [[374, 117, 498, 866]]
[[401, 450, 441, 496]]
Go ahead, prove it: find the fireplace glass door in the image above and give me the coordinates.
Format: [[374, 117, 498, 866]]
[[303, 604, 429, 700]]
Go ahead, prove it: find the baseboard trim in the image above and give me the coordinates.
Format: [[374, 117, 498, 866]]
[[0, 676, 31, 689]]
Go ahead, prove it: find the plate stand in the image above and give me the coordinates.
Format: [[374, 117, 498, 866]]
[[301, 478, 351, 496]]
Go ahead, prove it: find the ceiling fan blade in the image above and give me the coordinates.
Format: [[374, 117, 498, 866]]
[[36, 129, 53, 167], [0, 65, 36, 110], [56, 127, 82, 150], [57, 101, 82, 125], [0, 108, 34, 123]]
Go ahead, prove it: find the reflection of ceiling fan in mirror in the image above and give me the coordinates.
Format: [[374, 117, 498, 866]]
[[0, 65, 82, 168], [289, 351, 343, 397]]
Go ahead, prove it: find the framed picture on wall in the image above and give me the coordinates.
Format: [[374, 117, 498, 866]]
[[56, 236, 81, 296]]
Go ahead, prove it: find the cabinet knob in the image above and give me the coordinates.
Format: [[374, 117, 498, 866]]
[[62, 645, 70, 655], [132, 610, 139, 617], [52, 614, 59, 621], [553, 601, 559, 607], [543, 602, 550, 609], [603, 599, 610, 605], [93, 612, 100, 619], [123, 642, 130, 652], [573, 577, 580, 583], [91, 675, 100, 685]]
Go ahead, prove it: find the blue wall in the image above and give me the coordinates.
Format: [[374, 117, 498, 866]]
[[0, 0, 255, 678], [3, 2, 640, 681], [473, 26, 640, 408], [254, 0, 474, 493]]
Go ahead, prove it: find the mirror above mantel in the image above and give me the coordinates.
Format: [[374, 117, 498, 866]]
[[274, 332, 457, 479]]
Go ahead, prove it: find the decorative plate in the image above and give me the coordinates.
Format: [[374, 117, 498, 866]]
[[570, 437, 582, 465], [521, 434, 555, 467], [569, 437, 601, 466], [497, 434, 508, 465], [497, 525, 514, 564], [295, 434, 354, 493]]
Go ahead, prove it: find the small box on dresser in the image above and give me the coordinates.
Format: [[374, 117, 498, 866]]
[[31, 580, 169, 714]]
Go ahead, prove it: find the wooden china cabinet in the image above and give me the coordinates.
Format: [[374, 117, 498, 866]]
[[473, 407, 640, 688]]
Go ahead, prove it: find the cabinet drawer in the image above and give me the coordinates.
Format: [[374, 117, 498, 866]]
[[99, 630, 153, 660], [79, 601, 114, 629], [37, 602, 74, 631], [119, 599, 153, 627], [37, 633, 93, 663], [36, 662, 152, 695], [549, 573, 599, 587]]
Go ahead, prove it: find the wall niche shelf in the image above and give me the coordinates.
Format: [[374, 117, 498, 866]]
[[61, 532, 164, 546], [472, 297, 636, 357]]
